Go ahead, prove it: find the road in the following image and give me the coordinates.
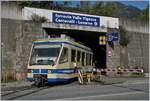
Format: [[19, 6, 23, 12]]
[[2, 77, 149, 100]]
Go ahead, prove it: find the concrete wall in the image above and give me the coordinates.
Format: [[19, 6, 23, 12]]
[[120, 19, 149, 72], [23, 7, 119, 29], [1, 2, 23, 20], [106, 28, 120, 68], [107, 19, 149, 72], [1, 18, 43, 72], [42, 22, 107, 32], [126, 32, 149, 70], [120, 19, 149, 34]]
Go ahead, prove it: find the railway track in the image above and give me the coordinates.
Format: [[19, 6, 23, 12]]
[[1, 86, 49, 100], [1, 80, 78, 100], [1, 85, 34, 96]]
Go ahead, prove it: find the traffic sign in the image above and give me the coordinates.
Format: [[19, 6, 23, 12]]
[[107, 32, 119, 42], [107, 33, 113, 42], [99, 36, 106, 45], [112, 32, 119, 41]]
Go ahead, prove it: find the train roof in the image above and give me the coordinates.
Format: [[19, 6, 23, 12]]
[[33, 38, 92, 52]]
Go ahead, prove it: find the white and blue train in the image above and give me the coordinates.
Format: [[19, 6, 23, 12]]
[[27, 36, 93, 86]]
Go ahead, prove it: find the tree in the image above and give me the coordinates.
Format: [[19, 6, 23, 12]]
[[119, 26, 130, 47], [78, 1, 91, 13], [89, 1, 117, 16], [63, 1, 69, 7], [19, 1, 56, 9], [89, 1, 104, 15], [139, 5, 149, 21]]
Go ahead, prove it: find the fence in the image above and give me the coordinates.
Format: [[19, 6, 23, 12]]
[[94, 67, 145, 77], [1, 68, 27, 83]]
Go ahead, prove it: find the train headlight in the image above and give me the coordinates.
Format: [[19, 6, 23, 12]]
[[47, 69, 52, 73]]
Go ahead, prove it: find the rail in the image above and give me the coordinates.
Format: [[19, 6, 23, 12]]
[[1, 86, 49, 100]]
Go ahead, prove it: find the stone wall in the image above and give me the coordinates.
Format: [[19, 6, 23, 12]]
[[107, 19, 149, 72], [122, 31, 149, 72], [1, 18, 43, 72]]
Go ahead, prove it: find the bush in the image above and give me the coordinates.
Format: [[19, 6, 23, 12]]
[[1, 75, 16, 83], [119, 26, 130, 47], [31, 14, 47, 23]]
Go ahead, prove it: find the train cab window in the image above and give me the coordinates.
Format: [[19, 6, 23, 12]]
[[82, 52, 85, 66], [77, 51, 81, 62], [59, 48, 68, 64], [71, 49, 76, 62]]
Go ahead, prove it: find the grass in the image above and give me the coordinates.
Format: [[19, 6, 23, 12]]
[[129, 72, 145, 77], [1, 76, 17, 83]]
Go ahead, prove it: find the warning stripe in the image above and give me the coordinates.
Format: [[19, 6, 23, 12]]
[[78, 70, 83, 84], [101, 68, 144, 73]]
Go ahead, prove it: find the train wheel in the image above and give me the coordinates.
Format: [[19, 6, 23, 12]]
[[35, 78, 42, 87], [41, 78, 46, 87]]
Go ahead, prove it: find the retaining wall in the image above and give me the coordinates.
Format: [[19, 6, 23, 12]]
[[1, 18, 43, 72], [107, 19, 149, 72]]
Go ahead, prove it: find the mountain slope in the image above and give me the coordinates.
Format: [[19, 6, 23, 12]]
[[103, 2, 142, 19]]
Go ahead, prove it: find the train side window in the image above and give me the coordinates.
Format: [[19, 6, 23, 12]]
[[77, 51, 81, 62], [86, 53, 90, 65], [82, 52, 85, 66], [89, 54, 92, 65], [71, 49, 76, 62], [59, 48, 68, 64], [86, 53, 88, 65], [90, 54, 93, 65]]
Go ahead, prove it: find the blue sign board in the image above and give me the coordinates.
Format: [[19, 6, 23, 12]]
[[112, 32, 119, 41], [52, 12, 100, 27], [107, 34, 113, 42], [107, 32, 119, 42]]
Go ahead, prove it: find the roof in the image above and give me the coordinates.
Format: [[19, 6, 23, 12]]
[[33, 38, 92, 52]]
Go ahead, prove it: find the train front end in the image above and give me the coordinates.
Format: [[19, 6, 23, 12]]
[[27, 40, 62, 86]]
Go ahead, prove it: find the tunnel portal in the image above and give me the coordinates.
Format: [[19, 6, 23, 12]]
[[44, 28, 106, 69]]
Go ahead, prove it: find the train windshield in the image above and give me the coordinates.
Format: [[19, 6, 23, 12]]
[[29, 44, 61, 65]]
